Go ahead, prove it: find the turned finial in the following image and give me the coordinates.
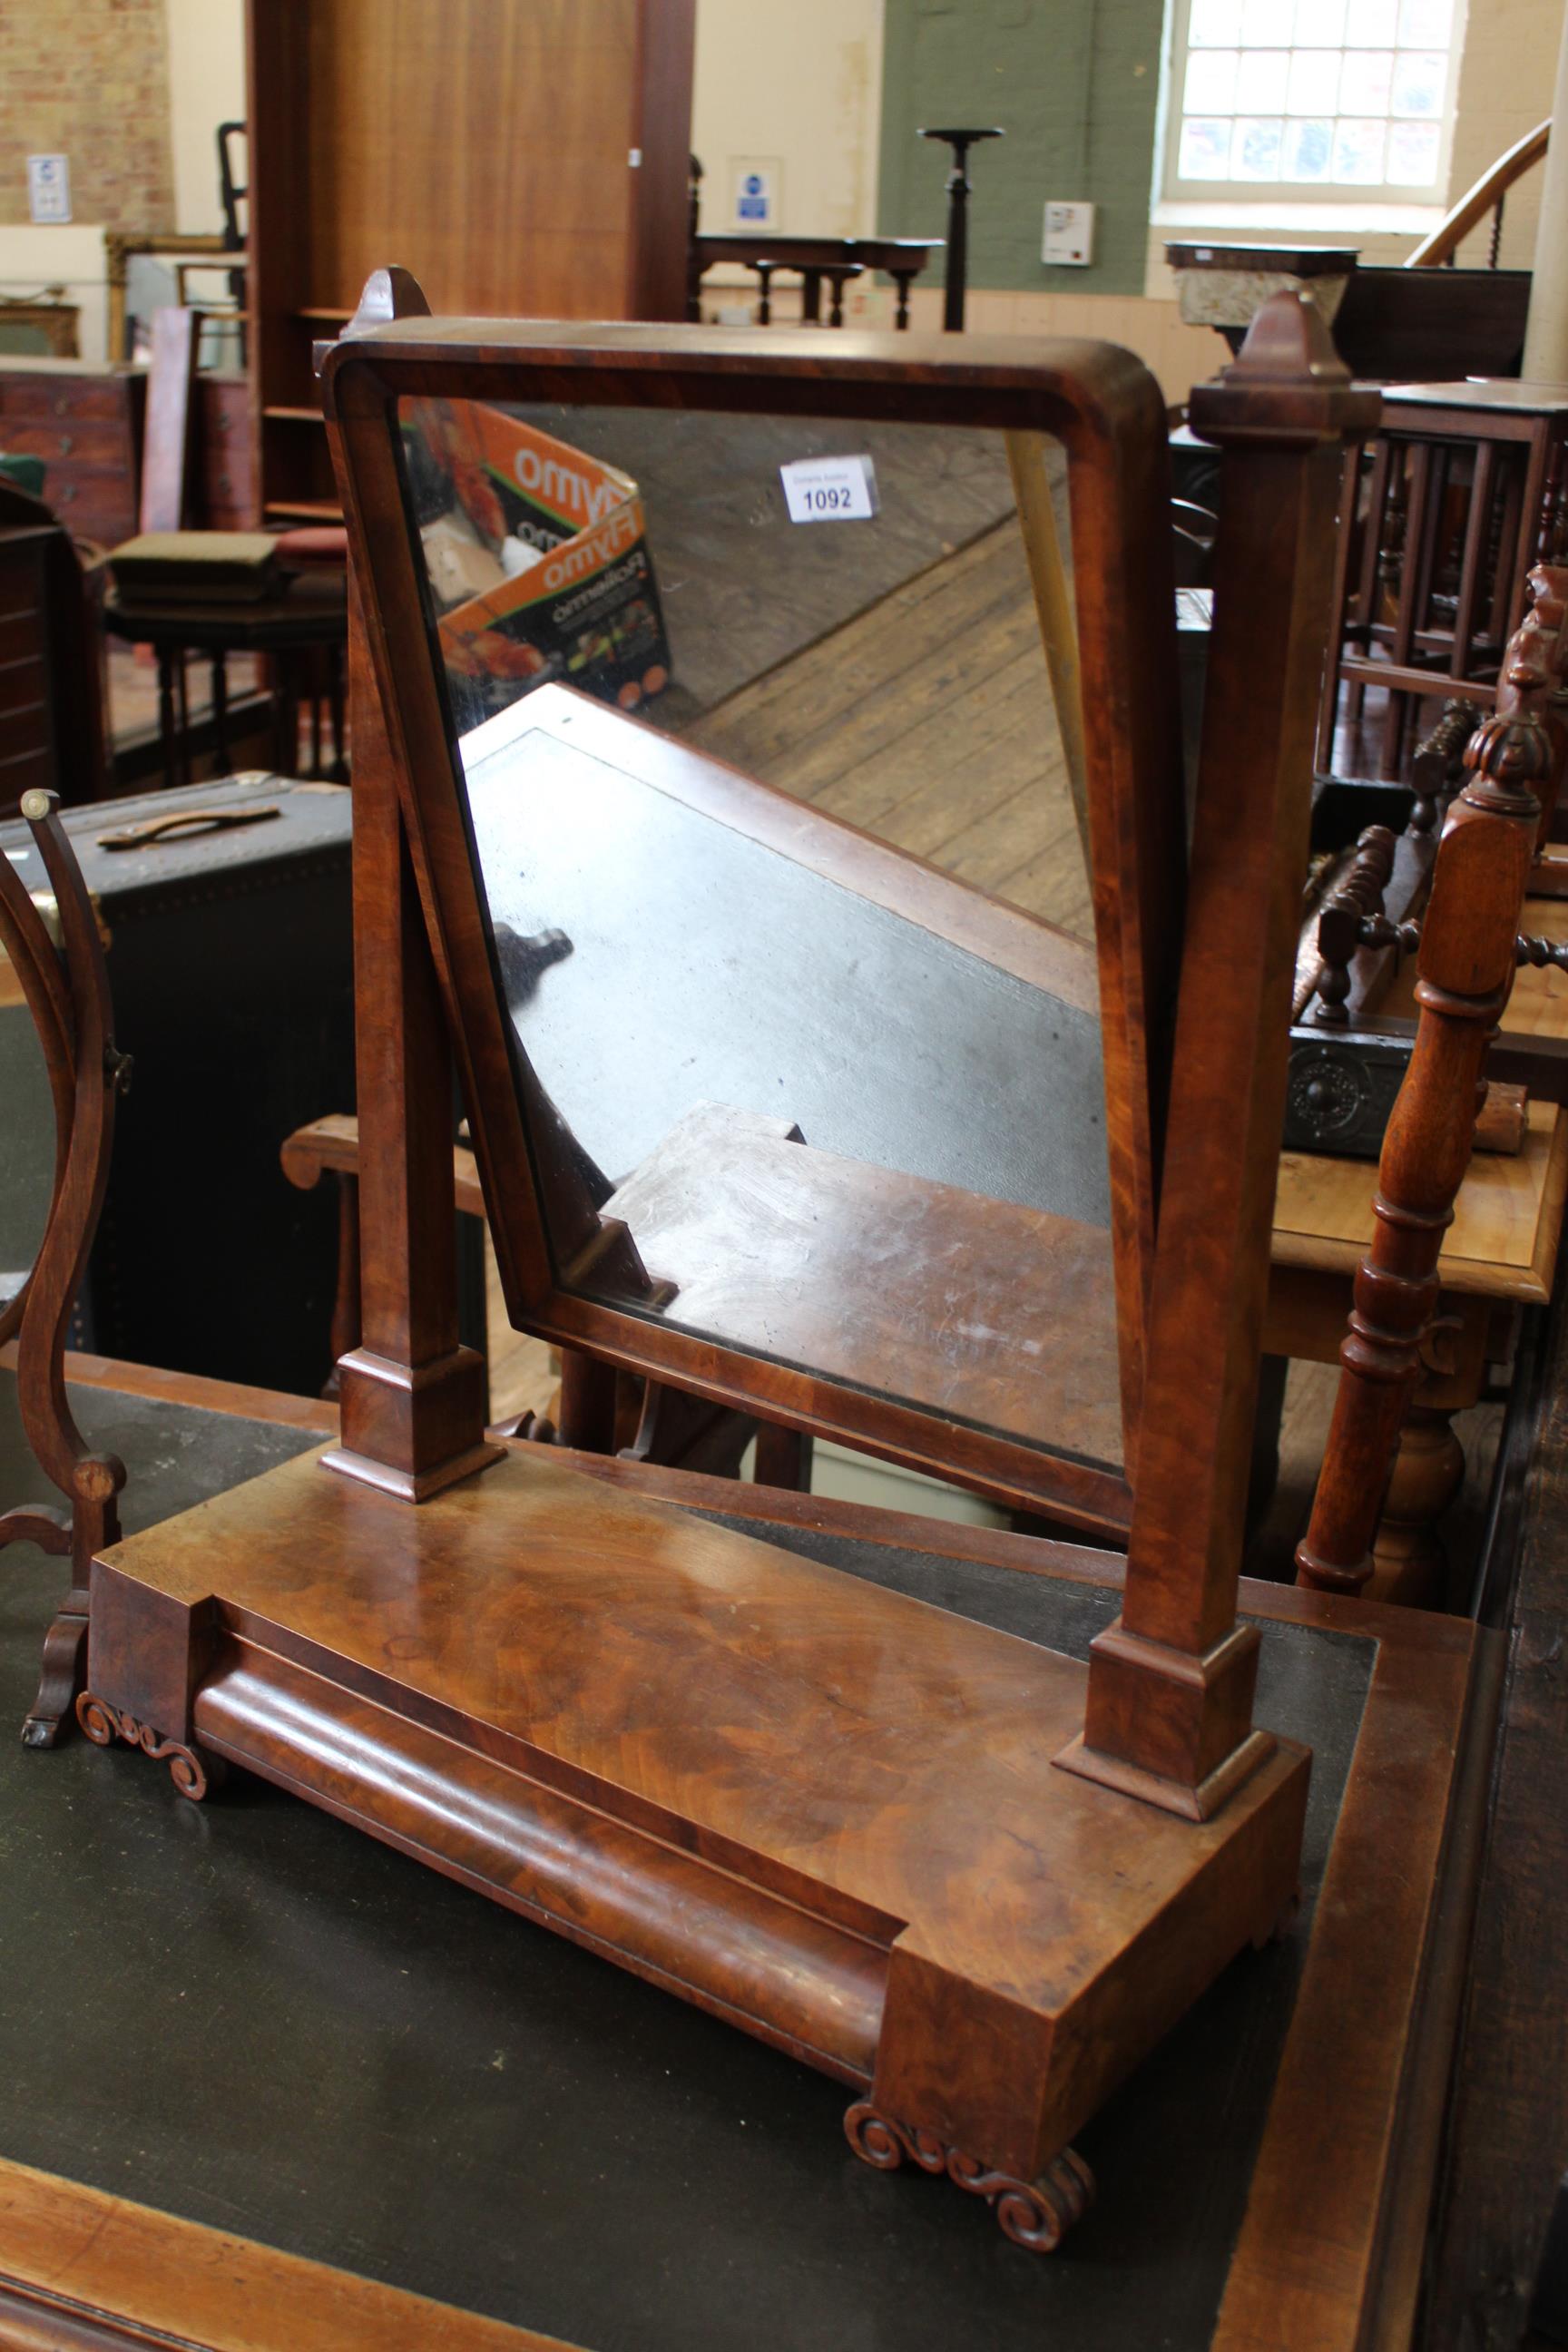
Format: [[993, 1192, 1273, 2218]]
[[1188, 289, 1378, 447], [344, 265, 432, 338]]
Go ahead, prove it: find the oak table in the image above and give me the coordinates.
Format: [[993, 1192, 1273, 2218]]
[[0, 1346, 1495, 2352], [1289, 881, 1568, 1603]]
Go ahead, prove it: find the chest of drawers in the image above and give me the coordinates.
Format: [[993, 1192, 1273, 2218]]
[[0, 361, 144, 545]]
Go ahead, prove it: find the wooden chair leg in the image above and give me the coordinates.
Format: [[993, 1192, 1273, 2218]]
[[1367, 1401, 1465, 1606], [1298, 630, 1555, 1597]]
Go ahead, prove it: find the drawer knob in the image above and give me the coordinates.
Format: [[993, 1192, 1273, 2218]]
[[53, 396, 69, 416], [57, 434, 73, 456]]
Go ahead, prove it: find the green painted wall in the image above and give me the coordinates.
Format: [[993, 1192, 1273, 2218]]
[[877, 0, 1165, 296]]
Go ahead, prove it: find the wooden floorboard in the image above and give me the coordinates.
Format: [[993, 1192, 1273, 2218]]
[[686, 516, 1082, 933]]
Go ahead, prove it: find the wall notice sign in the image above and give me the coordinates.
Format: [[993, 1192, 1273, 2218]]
[[731, 157, 780, 229], [26, 154, 71, 224], [779, 455, 878, 524]]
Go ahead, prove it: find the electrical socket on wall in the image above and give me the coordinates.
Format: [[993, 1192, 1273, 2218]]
[[27, 155, 71, 224], [1043, 201, 1093, 267]]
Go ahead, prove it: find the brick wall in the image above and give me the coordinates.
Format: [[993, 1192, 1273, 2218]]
[[0, 0, 174, 230]]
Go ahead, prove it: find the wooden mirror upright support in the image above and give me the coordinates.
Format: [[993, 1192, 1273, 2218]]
[[1066, 295, 1379, 1816], [71, 281, 1372, 2251]]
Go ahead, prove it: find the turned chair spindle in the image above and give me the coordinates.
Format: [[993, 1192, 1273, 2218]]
[[1297, 573, 1568, 1598]]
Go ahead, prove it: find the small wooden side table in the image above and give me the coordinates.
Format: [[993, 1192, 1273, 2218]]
[[1266, 1097, 1568, 1602], [1320, 380, 1568, 779], [103, 571, 347, 787]]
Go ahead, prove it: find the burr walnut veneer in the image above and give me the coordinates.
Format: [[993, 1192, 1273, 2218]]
[[75, 281, 1374, 2248]]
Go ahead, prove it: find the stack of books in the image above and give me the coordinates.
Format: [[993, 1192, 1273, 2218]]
[[109, 531, 283, 609]]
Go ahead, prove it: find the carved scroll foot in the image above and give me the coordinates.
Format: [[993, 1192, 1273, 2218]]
[[20, 1603, 88, 1749], [75, 1693, 220, 1801], [843, 2101, 1095, 2253]]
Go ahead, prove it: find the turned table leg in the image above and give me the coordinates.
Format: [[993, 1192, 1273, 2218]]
[[1298, 662, 1553, 1600], [1367, 1399, 1466, 1605]]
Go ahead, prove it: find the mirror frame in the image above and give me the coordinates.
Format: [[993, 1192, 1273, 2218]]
[[322, 313, 1188, 1533]]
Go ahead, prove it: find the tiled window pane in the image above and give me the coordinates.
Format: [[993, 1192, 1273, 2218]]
[[1190, 0, 1245, 41], [1391, 49, 1445, 114], [1179, 115, 1236, 177], [1396, 0, 1451, 43], [1293, 0, 1348, 43], [1231, 114, 1285, 176], [1338, 48, 1393, 108], [1173, 0, 1450, 191], [1282, 115, 1334, 177], [1333, 116, 1387, 180], [1288, 50, 1341, 111], [1240, 0, 1294, 38], [1387, 119, 1441, 180], [1236, 47, 1289, 106], [1185, 47, 1240, 108]]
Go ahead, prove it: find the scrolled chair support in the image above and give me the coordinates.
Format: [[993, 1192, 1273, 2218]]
[[1296, 574, 1568, 1601], [0, 789, 131, 1743]]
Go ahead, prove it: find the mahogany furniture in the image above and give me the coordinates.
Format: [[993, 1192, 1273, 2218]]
[[1270, 1102, 1568, 1601], [0, 480, 110, 818], [1164, 243, 1534, 383], [0, 357, 256, 544], [244, 0, 695, 527], [0, 359, 145, 548], [1319, 381, 1568, 780], [104, 572, 348, 787], [0, 1347, 1499, 2345], [68, 283, 1374, 2249], [1298, 586, 1568, 1602], [690, 236, 942, 331]]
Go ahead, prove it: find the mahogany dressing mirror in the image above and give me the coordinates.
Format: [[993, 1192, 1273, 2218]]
[[69, 293, 1366, 2255], [328, 328, 1191, 1537]]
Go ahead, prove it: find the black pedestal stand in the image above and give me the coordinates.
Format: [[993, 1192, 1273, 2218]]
[[918, 126, 1004, 331]]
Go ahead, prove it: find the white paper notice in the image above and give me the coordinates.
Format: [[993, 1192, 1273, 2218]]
[[779, 454, 878, 524]]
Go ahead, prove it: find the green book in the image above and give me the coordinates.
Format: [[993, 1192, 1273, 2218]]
[[110, 531, 283, 606]]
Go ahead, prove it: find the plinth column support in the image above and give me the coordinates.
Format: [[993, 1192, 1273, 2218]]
[[318, 269, 501, 1502], [1058, 294, 1378, 1818], [321, 585, 501, 1502]]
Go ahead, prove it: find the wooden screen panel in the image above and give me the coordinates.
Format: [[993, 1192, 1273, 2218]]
[[301, 0, 643, 319]]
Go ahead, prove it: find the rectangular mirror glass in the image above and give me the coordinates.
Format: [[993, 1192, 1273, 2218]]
[[383, 382, 1154, 1518]]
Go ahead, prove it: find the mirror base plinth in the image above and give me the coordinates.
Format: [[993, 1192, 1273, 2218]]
[[1053, 1726, 1279, 1823], [82, 1443, 1310, 2215], [328, 1344, 503, 1502]]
